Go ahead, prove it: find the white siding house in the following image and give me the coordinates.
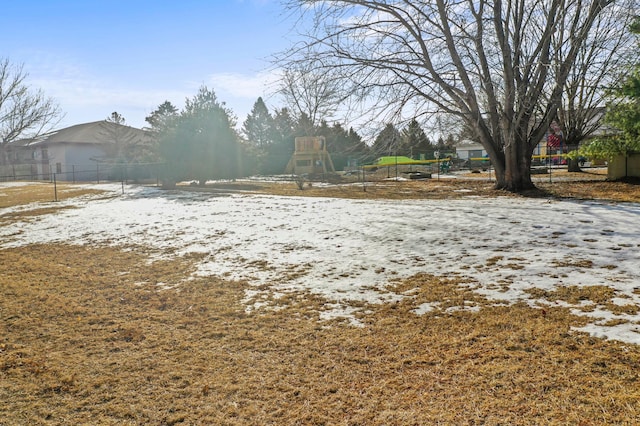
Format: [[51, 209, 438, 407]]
[[455, 139, 486, 160], [19, 121, 149, 181]]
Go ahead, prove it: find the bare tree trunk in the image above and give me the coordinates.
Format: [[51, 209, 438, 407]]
[[565, 144, 583, 172], [280, 0, 620, 193], [496, 141, 535, 191], [568, 158, 582, 172]]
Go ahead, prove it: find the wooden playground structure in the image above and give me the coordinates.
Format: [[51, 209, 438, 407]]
[[285, 136, 336, 176]]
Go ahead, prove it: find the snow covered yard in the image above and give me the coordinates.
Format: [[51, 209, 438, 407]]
[[2, 182, 639, 344]]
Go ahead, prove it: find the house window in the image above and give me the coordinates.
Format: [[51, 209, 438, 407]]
[[56, 163, 62, 174], [42, 149, 48, 160]]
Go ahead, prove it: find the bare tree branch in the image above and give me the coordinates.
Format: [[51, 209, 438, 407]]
[[0, 58, 62, 147], [278, 0, 627, 191]]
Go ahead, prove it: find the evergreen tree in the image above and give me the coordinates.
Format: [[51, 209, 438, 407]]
[[605, 17, 640, 149], [272, 107, 297, 144], [263, 107, 296, 174], [145, 101, 179, 135], [241, 97, 276, 175], [295, 112, 315, 137], [372, 123, 401, 157], [400, 119, 431, 158], [346, 127, 371, 165], [242, 97, 274, 149], [159, 86, 239, 186], [319, 121, 349, 170], [145, 101, 179, 162]]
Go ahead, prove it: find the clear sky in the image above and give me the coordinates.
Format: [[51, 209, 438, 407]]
[[2, 0, 296, 130]]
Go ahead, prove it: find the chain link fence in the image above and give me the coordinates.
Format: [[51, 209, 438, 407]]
[[0, 162, 164, 184]]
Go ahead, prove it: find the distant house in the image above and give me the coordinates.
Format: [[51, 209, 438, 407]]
[[2, 121, 150, 181], [455, 139, 487, 161], [0, 137, 41, 179]]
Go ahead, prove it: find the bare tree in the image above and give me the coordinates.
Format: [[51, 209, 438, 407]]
[[550, 6, 636, 171], [277, 59, 346, 129], [100, 112, 148, 163], [280, 0, 626, 191], [0, 58, 61, 163]]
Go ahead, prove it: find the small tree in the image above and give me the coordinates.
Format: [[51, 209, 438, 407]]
[[400, 119, 432, 158], [242, 97, 275, 149], [263, 107, 296, 174], [100, 112, 147, 163], [316, 121, 360, 170], [242, 97, 276, 175], [145, 101, 179, 163], [145, 101, 179, 136]]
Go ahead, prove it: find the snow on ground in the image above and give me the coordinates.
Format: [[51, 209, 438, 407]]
[[2, 183, 640, 344]]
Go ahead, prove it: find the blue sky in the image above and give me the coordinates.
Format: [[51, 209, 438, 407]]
[[3, 0, 296, 129]]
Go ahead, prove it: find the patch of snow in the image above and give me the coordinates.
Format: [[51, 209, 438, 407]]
[[573, 323, 640, 343], [445, 304, 482, 314], [1, 183, 640, 344], [413, 302, 439, 315]]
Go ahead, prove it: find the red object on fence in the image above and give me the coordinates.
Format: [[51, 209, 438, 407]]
[[547, 133, 561, 148]]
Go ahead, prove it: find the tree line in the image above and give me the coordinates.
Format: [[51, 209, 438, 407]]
[[139, 91, 461, 187]]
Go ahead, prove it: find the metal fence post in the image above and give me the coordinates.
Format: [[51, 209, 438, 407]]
[[53, 173, 58, 202]]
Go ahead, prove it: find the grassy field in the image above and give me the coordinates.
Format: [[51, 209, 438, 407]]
[[1, 177, 640, 425]]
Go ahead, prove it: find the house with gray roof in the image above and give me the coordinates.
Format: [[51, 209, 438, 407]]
[[2, 121, 150, 181]]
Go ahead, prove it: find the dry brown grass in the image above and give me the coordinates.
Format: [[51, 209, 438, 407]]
[[0, 182, 106, 208], [2, 246, 640, 425], [2, 180, 640, 425], [202, 170, 640, 204]]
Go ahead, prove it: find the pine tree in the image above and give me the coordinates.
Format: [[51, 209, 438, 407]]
[[145, 101, 179, 135], [372, 123, 401, 157], [263, 108, 296, 174], [242, 97, 274, 149], [400, 119, 431, 158], [159, 86, 239, 186]]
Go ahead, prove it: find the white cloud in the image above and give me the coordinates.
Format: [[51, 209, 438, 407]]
[[21, 49, 285, 128], [207, 69, 281, 99], [31, 75, 191, 128]]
